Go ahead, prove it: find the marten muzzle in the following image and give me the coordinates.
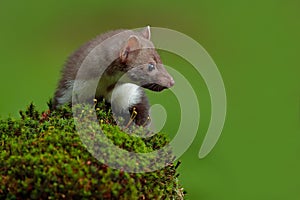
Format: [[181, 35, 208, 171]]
[[142, 77, 175, 92]]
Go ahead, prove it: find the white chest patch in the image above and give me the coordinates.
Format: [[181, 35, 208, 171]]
[[107, 83, 143, 111]]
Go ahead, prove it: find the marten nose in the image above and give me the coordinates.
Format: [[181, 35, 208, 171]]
[[169, 77, 175, 87]]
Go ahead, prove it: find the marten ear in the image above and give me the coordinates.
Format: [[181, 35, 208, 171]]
[[120, 35, 140, 63], [140, 26, 151, 40]]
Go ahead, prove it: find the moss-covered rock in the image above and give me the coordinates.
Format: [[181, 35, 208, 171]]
[[0, 102, 185, 199]]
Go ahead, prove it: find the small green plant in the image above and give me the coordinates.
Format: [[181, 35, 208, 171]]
[[0, 101, 185, 199]]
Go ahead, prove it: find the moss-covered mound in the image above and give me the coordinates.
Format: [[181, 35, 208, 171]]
[[0, 102, 185, 199]]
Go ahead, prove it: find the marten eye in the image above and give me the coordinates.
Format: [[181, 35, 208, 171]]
[[148, 63, 155, 72]]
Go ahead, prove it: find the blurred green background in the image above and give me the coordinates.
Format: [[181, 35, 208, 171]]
[[1, 0, 299, 199]]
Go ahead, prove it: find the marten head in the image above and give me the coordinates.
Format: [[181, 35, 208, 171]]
[[118, 26, 175, 92]]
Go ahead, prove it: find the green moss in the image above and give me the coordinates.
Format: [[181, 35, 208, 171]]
[[0, 101, 185, 199]]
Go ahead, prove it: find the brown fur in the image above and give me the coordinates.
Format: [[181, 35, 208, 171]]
[[53, 27, 174, 126]]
